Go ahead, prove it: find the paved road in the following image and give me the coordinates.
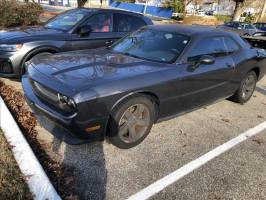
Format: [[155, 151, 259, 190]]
[[1, 76, 265, 200]]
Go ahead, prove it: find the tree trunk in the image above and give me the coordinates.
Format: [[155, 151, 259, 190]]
[[259, 0, 266, 22], [183, 0, 187, 18], [78, 0, 87, 7], [232, 0, 244, 21]]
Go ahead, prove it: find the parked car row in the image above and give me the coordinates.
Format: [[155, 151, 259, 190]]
[[1, 9, 266, 148], [217, 21, 266, 37]]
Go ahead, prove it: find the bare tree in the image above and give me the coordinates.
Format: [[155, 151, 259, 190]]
[[78, 0, 88, 7], [232, 0, 245, 21], [258, 0, 266, 22]]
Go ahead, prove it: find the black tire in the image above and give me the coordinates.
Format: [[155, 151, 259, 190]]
[[230, 71, 257, 104], [108, 96, 156, 149]]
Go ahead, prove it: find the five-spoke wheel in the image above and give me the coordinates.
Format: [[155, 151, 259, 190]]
[[231, 70, 257, 103], [108, 96, 156, 149]]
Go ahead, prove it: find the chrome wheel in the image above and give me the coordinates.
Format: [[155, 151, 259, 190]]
[[241, 73, 256, 100], [118, 104, 151, 143]]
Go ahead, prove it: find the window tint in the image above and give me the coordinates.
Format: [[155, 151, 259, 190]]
[[45, 9, 88, 31], [114, 13, 146, 32], [223, 37, 239, 53], [190, 37, 228, 58], [84, 13, 112, 32]]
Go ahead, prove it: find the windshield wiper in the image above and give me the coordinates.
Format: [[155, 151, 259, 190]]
[[122, 52, 143, 59], [44, 26, 65, 32]]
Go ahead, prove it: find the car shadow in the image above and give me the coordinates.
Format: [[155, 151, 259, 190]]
[[36, 115, 107, 200], [54, 139, 107, 200]]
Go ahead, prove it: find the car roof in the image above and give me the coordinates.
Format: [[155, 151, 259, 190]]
[[77, 7, 146, 18], [148, 24, 234, 37]]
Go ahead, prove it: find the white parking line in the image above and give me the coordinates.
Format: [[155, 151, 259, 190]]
[[127, 121, 266, 200], [256, 86, 266, 95]]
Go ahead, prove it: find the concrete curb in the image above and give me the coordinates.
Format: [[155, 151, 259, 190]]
[[0, 97, 61, 200]]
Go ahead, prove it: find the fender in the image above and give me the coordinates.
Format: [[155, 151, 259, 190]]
[[110, 90, 160, 117], [20, 46, 60, 74]]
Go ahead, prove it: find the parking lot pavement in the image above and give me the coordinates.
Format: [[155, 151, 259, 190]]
[[0, 76, 266, 200], [152, 130, 266, 200]]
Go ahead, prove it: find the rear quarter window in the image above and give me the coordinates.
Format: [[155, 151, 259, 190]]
[[114, 13, 147, 32]]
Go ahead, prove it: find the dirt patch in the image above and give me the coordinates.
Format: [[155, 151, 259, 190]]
[[40, 11, 58, 20], [183, 16, 222, 26], [0, 80, 78, 199]]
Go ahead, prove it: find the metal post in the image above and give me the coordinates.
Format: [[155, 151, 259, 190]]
[[143, 0, 148, 14]]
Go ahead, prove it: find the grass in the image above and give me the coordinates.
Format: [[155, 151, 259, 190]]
[[214, 14, 232, 23], [0, 130, 32, 200]]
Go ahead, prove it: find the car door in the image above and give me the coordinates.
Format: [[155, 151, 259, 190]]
[[166, 36, 237, 115], [113, 13, 149, 39], [71, 13, 118, 50]]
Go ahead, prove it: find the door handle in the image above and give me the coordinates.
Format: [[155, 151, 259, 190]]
[[105, 40, 113, 45], [226, 63, 234, 68]]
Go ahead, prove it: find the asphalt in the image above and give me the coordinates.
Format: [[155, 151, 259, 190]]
[[1, 76, 265, 200]]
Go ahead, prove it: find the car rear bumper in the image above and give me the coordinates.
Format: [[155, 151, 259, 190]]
[[22, 75, 108, 144]]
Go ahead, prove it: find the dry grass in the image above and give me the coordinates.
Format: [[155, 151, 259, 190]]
[[0, 130, 32, 200], [183, 15, 223, 26]]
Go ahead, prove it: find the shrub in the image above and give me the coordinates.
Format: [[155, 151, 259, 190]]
[[0, 0, 43, 28]]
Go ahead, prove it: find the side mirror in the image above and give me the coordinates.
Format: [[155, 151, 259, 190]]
[[78, 25, 92, 37], [187, 55, 215, 71], [199, 55, 215, 65]]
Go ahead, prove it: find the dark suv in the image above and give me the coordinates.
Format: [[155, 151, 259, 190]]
[[0, 8, 153, 78]]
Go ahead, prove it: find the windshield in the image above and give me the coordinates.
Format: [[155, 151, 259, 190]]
[[243, 24, 256, 29], [45, 9, 89, 31], [111, 28, 189, 63]]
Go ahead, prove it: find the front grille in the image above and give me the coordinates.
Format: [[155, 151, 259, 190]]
[[29, 79, 75, 114], [31, 80, 58, 102], [30, 78, 59, 107], [0, 59, 13, 74]]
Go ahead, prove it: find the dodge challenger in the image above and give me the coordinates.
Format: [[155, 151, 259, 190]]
[[22, 25, 266, 149]]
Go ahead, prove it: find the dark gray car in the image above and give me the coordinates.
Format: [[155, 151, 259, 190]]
[[217, 21, 261, 36], [22, 25, 266, 148], [0, 8, 153, 78]]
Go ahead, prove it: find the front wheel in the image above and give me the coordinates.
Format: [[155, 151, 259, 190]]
[[230, 71, 257, 104], [108, 96, 156, 149]]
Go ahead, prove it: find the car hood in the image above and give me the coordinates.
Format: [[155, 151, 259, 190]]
[[30, 48, 168, 92], [0, 26, 64, 43]]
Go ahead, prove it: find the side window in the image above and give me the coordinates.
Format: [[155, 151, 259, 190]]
[[223, 37, 240, 54], [114, 13, 146, 32], [84, 13, 112, 33], [189, 37, 228, 58]]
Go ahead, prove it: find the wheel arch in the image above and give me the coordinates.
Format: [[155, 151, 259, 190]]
[[110, 91, 160, 120], [20, 46, 60, 74], [250, 67, 260, 79]]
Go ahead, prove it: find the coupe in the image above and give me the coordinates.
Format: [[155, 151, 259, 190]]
[[22, 25, 266, 149], [0, 8, 152, 78]]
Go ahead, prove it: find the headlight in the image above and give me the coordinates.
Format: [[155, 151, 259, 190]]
[[57, 93, 76, 110], [0, 44, 23, 51]]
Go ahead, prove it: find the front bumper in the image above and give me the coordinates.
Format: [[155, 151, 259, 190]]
[[0, 51, 23, 78], [22, 75, 108, 144]]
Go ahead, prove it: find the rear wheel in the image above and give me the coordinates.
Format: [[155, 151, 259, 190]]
[[231, 71, 257, 104], [108, 96, 156, 149]]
